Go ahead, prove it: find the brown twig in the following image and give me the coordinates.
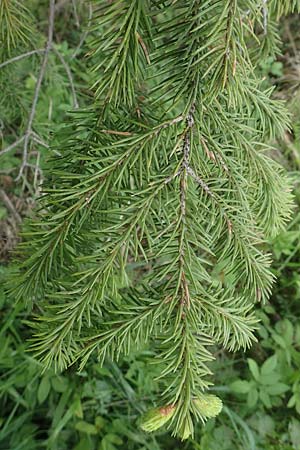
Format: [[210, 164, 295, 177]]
[[101, 129, 132, 136], [177, 106, 196, 310], [136, 31, 150, 64]]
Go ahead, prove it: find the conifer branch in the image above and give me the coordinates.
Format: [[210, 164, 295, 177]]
[[90, 0, 152, 106], [0, 0, 34, 54], [8, 0, 295, 440]]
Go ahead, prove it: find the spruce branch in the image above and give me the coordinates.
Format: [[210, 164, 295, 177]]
[[8, 0, 296, 441], [79, 295, 166, 369], [90, 0, 152, 106], [12, 119, 187, 301], [196, 291, 259, 351], [0, 0, 34, 54], [269, 0, 300, 18]]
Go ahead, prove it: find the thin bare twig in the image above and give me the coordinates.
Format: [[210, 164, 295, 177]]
[[0, 49, 45, 70], [0, 189, 22, 223], [32, 132, 50, 148], [52, 47, 79, 108], [0, 136, 25, 156], [262, 0, 268, 35], [54, 0, 68, 11], [33, 151, 42, 190], [72, 0, 80, 28], [48, 98, 53, 121], [186, 166, 213, 196], [72, 2, 93, 59], [16, 0, 56, 181], [285, 21, 298, 58]]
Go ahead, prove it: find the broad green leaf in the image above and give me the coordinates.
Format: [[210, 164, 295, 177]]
[[259, 373, 281, 386], [288, 395, 296, 408], [247, 388, 258, 408], [247, 359, 260, 381], [266, 383, 289, 396], [261, 355, 277, 376], [75, 420, 98, 435], [99, 436, 118, 450], [51, 376, 69, 393], [73, 396, 83, 419], [37, 376, 51, 404], [74, 437, 94, 450], [272, 334, 287, 348], [95, 416, 106, 429], [259, 390, 272, 408], [276, 319, 294, 345], [230, 380, 251, 394], [255, 414, 275, 438], [289, 418, 300, 450], [257, 325, 268, 340], [105, 433, 123, 445]]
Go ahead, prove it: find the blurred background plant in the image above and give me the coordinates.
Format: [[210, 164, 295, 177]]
[[1, 1, 300, 449]]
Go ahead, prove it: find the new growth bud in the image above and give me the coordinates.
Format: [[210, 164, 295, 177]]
[[193, 394, 223, 418], [139, 405, 176, 433]]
